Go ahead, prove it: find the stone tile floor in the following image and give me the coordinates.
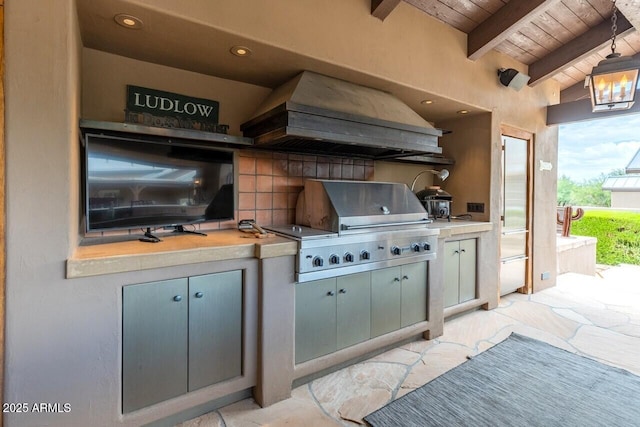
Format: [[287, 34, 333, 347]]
[[178, 264, 640, 427]]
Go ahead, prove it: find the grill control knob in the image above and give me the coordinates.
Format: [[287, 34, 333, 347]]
[[421, 242, 431, 251], [360, 250, 371, 261], [411, 243, 421, 252], [344, 252, 354, 263], [312, 256, 324, 267], [329, 254, 340, 265], [391, 246, 402, 256]]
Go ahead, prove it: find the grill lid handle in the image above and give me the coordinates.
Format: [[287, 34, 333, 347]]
[[340, 219, 433, 230]]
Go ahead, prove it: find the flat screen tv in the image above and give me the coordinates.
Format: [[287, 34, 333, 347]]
[[82, 131, 234, 236]]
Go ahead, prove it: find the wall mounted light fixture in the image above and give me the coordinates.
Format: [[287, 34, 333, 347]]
[[497, 68, 530, 91], [586, 0, 640, 112], [410, 169, 449, 191]]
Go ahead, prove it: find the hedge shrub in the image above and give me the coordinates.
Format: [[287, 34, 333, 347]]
[[571, 210, 640, 265]]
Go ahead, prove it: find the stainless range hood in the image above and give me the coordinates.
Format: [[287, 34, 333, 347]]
[[241, 71, 442, 159]]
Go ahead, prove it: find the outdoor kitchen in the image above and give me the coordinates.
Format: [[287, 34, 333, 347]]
[[68, 162, 496, 418], [65, 66, 499, 423], [4, 1, 561, 426]]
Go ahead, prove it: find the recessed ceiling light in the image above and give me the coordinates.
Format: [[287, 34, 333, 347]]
[[114, 14, 143, 29], [230, 46, 252, 57], [421, 100, 434, 105], [457, 109, 469, 115]]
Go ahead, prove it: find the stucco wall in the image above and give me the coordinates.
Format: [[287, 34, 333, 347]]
[[4, 0, 559, 426], [611, 191, 640, 208], [530, 124, 559, 292], [82, 49, 270, 136], [437, 114, 492, 222], [5, 0, 86, 426]]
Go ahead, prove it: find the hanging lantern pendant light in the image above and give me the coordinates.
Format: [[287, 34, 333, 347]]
[[586, 0, 640, 112]]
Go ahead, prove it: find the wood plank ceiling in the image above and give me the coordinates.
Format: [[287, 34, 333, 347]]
[[373, 0, 640, 103]]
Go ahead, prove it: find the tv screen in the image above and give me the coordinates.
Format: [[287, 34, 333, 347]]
[[83, 132, 234, 233]]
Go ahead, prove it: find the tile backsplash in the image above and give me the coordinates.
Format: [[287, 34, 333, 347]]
[[235, 150, 375, 228]]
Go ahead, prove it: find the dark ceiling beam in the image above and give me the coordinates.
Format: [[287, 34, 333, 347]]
[[371, 0, 401, 21], [547, 89, 640, 125], [529, 14, 634, 86], [560, 80, 590, 104], [467, 0, 560, 61], [560, 50, 640, 103]]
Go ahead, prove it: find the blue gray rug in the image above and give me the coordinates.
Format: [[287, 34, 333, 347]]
[[364, 333, 640, 426]]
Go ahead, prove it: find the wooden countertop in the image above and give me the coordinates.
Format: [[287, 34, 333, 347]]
[[428, 220, 493, 238], [67, 229, 298, 279]]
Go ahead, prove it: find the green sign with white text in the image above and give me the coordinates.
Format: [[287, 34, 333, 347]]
[[125, 85, 221, 131]]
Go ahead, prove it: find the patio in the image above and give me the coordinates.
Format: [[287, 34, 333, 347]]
[[178, 264, 640, 427]]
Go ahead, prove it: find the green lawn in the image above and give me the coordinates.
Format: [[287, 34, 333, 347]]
[[571, 210, 640, 266]]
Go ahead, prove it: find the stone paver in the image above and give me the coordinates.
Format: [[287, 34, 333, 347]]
[[219, 386, 341, 427], [570, 325, 640, 375], [442, 309, 521, 349], [368, 346, 424, 366], [178, 265, 640, 426], [176, 411, 223, 427], [310, 361, 408, 425], [399, 342, 471, 396], [496, 300, 582, 339]]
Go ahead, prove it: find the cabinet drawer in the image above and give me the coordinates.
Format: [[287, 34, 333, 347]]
[[501, 256, 527, 295], [501, 230, 527, 259]]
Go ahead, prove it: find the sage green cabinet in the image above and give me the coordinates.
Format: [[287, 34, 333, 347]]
[[336, 273, 372, 350], [370, 267, 402, 338], [295, 278, 337, 364], [188, 271, 243, 391], [444, 239, 477, 308], [123, 270, 243, 413], [400, 261, 428, 327], [371, 262, 428, 337], [123, 278, 189, 413], [295, 272, 370, 364], [296, 263, 427, 363]]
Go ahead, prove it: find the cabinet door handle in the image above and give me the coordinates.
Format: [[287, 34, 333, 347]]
[[453, 250, 459, 254], [339, 288, 347, 294], [173, 295, 183, 302], [327, 290, 336, 296], [461, 249, 466, 253], [194, 292, 204, 298], [402, 275, 409, 280], [393, 278, 400, 282]]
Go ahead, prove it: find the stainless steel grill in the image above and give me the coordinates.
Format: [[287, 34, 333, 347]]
[[265, 179, 438, 282]]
